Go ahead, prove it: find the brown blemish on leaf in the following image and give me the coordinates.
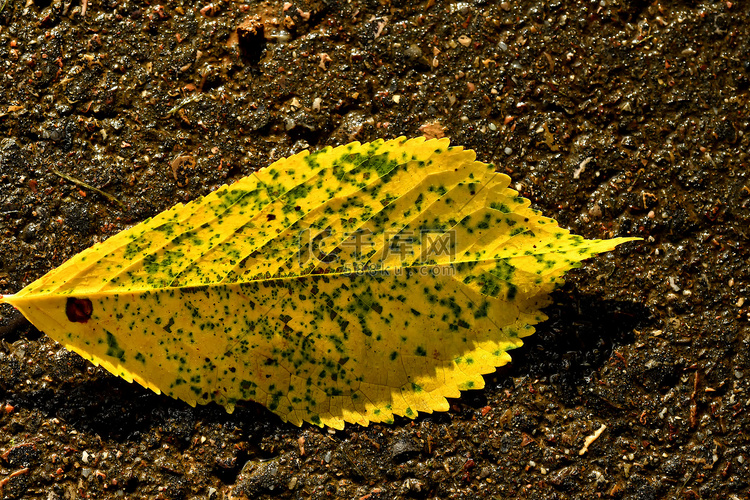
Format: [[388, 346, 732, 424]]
[[65, 298, 93, 323]]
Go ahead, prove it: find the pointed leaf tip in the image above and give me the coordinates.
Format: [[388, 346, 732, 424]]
[[3, 137, 639, 428]]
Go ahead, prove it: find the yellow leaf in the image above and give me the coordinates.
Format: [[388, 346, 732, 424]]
[[0, 137, 639, 428]]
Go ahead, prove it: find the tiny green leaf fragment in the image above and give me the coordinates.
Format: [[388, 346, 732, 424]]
[[0, 137, 639, 429]]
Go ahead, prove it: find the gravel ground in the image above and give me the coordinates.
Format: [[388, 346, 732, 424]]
[[0, 0, 749, 498]]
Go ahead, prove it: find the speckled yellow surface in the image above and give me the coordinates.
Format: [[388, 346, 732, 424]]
[[2, 138, 637, 428]]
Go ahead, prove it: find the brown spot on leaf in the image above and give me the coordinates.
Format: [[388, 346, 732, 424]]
[[66, 298, 93, 323]]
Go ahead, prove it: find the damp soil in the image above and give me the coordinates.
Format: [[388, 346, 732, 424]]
[[0, 0, 749, 498]]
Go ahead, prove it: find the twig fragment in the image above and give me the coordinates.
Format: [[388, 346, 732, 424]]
[[50, 168, 124, 208], [579, 424, 607, 455]]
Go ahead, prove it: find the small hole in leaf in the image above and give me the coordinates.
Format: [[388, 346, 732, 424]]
[[66, 298, 93, 323]]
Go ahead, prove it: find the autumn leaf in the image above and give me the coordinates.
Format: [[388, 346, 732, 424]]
[[0, 137, 639, 429]]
